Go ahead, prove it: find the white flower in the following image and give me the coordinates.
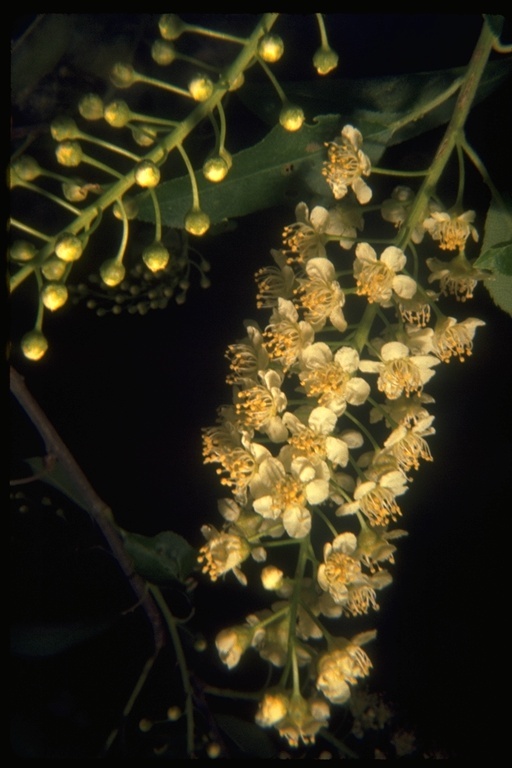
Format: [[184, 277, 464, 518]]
[[369, 392, 435, 427], [255, 249, 296, 308], [299, 342, 370, 415], [382, 414, 435, 472], [427, 251, 488, 301], [251, 448, 330, 538], [354, 243, 417, 305], [295, 257, 347, 332], [322, 125, 372, 204], [264, 297, 315, 371], [338, 469, 408, 527], [235, 368, 288, 442], [284, 405, 363, 468], [359, 341, 440, 400], [317, 532, 363, 605], [216, 626, 256, 668], [198, 526, 251, 585], [316, 633, 376, 704], [423, 209, 478, 251], [256, 691, 289, 727], [282, 202, 344, 263], [431, 316, 486, 362], [225, 323, 270, 384]]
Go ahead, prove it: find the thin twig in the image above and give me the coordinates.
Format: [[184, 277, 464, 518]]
[[9, 365, 166, 654]]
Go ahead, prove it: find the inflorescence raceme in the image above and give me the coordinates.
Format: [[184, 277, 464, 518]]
[[200, 123, 487, 749]]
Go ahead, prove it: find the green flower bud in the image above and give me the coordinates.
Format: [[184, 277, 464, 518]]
[[203, 155, 230, 183], [131, 124, 157, 147], [185, 209, 210, 236], [167, 706, 182, 722], [158, 14, 183, 41], [134, 160, 160, 188], [21, 330, 48, 361], [51, 116, 79, 141], [138, 718, 153, 733], [104, 100, 132, 128], [100, 259, 126, 287], [55, 232, 83, 262], [10, 240, 37, 263], [151, 39, 176, 66], [206, 743, 221, 759], [113, 197, 140, 220], [313, 47, 339, 75], [188, 75, 214, 102], [55, 141, 83, 167], [62, 180, 89, 202], [78, 93, 104, 121], [41, 282, 68, 311], [279, 104, 305, 132], [142, 242, 170, 272], [110, 62, 136, 89], [42, 256, 67, 281], [258, 34, 284, 63], [10, 155, 41, 183]]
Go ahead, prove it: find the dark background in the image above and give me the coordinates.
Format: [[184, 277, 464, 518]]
[[10, 14, 512, 759]]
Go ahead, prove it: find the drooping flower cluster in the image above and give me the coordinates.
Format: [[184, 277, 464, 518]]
[[199, 124, 486, 750]]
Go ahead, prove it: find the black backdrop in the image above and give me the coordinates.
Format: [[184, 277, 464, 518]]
[[10, 13, 512, 759]]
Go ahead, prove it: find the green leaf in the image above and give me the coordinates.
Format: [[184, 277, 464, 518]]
[[474, 241, 512, 274], [237, 60, 512, 146], [474, 200, 512, 269], [11, 617, 116, 657], [24, 456, 91, 513], [138, 60, 511, 231], [120, 529, 197, 585], [215, 714, 278, 759], [484, 272, 512, 316], [137, 115, 356, 229], [476, 198, 512, 316]]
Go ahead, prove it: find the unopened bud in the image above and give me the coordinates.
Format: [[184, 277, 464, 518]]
[[151, 39, 176, 66], [10, 155, 41, 183], [134, 160, 161, 188], [261, 565, 284, 591], [100, 259, 126, 287], [55, 233, 83, 262], [142, 242, 170, 272], [113, 197, 139, 220], [41, 283, 68, 311], [203, 155, 230, 183], [188, 75, 214, 102], [78, 93, 104, 121], [258, 34, 284, 63], [42, 257, 67, 281], [206, 742, 221, 759], [138, 717, 153, 733], [104, 100, 132, 128], [159, 14, 184, 41], [10, 240, 37, 263], [55, 141, 83, 167], [21, 330, 48, 361], [279, 105, 305, 132], [185, 208, 210, 236], [51, 116, 79, 141], [110, 62, 136, 89], [313, 47, 339, 75], [131, 124, 157, 147]]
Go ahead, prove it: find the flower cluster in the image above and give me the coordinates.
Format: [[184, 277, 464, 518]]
[[199, 124, 486, 749]]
